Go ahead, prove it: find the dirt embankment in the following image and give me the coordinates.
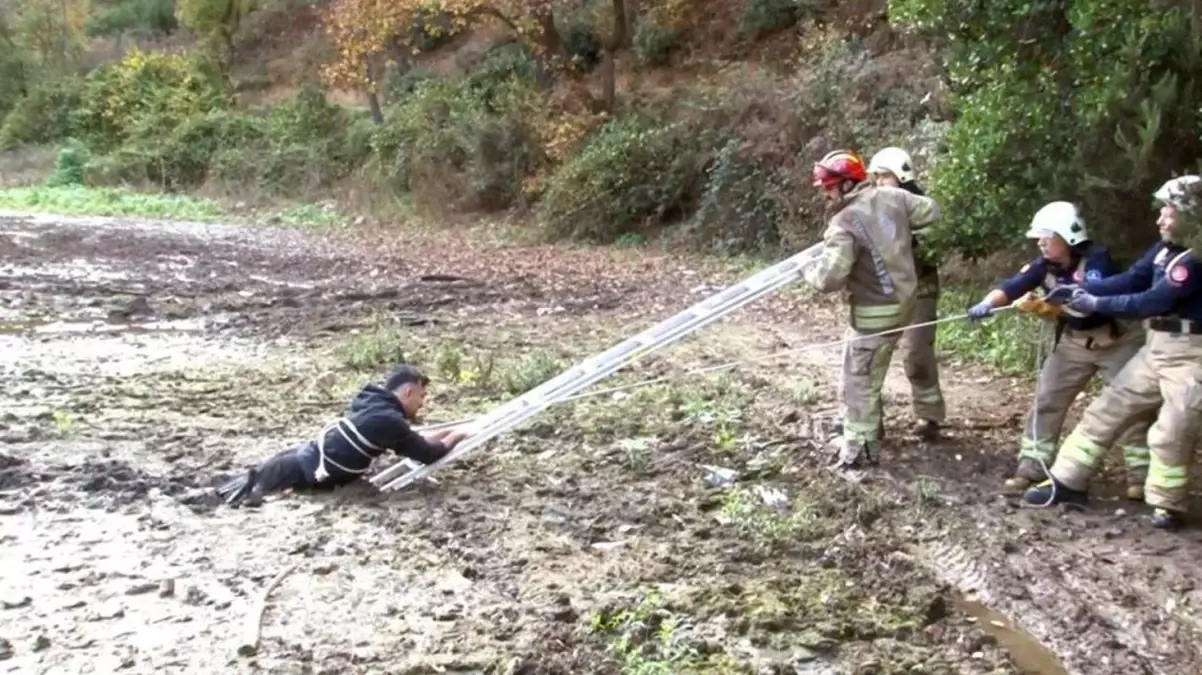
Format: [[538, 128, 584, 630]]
[[1, 212, 1201, 675]]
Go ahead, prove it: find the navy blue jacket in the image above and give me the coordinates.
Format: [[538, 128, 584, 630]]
[[1083, 242, 1202, 321], [995, 243, 1120, 332], [295, 384, 450, 484]]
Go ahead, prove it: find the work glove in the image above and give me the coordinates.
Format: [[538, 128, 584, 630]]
[[1014, 292, 1063, 319], [967, 301, 993, 321], [1045, 285, 1098, 316]]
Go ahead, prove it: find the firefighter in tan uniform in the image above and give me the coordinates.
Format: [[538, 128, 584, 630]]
[[965, 202, 1149, 499], [1024, 176, 1202, 530], [804, 149, 940, 468], [867, 147, 945, 441]]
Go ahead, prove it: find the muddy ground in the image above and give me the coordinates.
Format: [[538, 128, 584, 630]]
[[2, 211, 1201, 675]]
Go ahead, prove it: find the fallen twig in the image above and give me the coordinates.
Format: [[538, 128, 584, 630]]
[[237, 560, 301, 657]]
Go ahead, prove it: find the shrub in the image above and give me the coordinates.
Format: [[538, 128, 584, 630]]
[[0, 78, 84, 149], [890, 0, 1202, 260], [369, 68, 541, 213], [71, 48, 229, 153], [736, 0, 807, 39], [535, 117, 714, 242], [45, 140, 92, 187], [87, 0, 178, 37], [633, 16, 683, 68]]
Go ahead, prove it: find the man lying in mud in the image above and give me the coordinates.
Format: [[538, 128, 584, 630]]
[[216, 364, 470, 507]]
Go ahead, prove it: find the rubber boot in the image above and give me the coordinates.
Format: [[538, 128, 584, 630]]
[[914, 419, 939, 442], [836, 440, 876, 470], [1125, 469, 1146, 502], [1021, 476, 1089, 508], [1150, 508, 1185, 530], [1003, 458, 1045, 494]]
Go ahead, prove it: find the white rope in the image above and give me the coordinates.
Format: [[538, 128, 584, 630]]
[[416, 302, 1022, 433], [1027, 318, 1059, 508]]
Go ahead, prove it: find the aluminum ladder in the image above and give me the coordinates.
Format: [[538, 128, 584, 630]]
[[370, 242, 826, 492]]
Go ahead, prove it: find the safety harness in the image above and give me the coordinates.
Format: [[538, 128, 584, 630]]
[[313, 417, 384, 483]]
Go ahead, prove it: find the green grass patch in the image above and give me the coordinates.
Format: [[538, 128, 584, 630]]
[[0, 185, 225, 221], [936, 284, 1045, 377]]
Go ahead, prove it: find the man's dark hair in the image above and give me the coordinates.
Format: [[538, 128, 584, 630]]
[[385, 364, 430, 390]]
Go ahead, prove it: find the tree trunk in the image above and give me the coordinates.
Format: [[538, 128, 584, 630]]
[[612, 0, 629, 49], [534, 8, 572, 66], [366, 91, 384, 124], [387, 37, 412, 82], [364, 59, 384, 124], [599, 49, 615, 111]]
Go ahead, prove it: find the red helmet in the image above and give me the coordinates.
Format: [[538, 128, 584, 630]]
[[812, 150, 867, 189]]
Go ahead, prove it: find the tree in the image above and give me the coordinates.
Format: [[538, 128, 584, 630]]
[[889, 0, 1202, 259], [321, 0, 449, 122], [323, 0, 603, 118], [10, 0, 90, 75], [176, 0, 254, 69]]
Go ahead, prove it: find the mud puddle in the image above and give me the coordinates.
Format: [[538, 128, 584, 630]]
[[956, 596, 1067, 675]]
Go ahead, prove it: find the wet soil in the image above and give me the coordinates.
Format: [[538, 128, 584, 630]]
[[2, 211, 1201, 675]]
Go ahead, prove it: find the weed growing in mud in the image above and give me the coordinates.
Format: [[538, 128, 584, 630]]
[[616, 436, 656, 472], [336, 322, 412, 371], [0, 186, 225, 221], [434, 342, 465, 382], [276, 203, 341, 228], [916, 476, 942, 505], [588, 591, 705, 675], [50, 409, 75, 436], [717, 486, 822, 551], [494, 348, 561, 395]]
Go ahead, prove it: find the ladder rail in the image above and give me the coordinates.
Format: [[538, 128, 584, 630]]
[[371, 243, 825, 491]]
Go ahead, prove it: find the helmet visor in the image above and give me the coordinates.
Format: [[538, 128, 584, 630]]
[[1025, 226, 1056, 240]]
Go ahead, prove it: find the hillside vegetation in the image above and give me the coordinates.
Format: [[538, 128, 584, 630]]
[[0, 0, 1199, 261]]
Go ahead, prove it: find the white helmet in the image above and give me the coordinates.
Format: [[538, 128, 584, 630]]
[[1154, 175, 1201, 211], [867, 147, 915, 183], [1026, 201, 1088, 247]]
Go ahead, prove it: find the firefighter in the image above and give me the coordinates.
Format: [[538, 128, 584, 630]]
[[867, 147, 945, 441], [804, 149, 940, 468], [1023, 175, 1202, 529], [966, 202, 1149, 499]]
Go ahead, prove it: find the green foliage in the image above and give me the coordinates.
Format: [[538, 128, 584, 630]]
[[936, 285, 1041, 377], [633, 15, 682, 68], [0, 49, 27, 122], [736, 0, 811, 39], [71, 48, 229, 153], [87, 0, 178, 37], [0, 77, 82, 149], [0, 185, 225, 220], [692, 136, 789, 253], [369, 59, 541, 213], [555, 10, 602, 73], [176, 0, 254, 53], [536, 116, 712, 242], [11, 0, 90, 74], [890, 0, 1202, 260], [45, 139, 90, 186]]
